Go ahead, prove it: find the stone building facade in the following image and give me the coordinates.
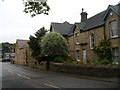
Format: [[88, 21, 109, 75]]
[[50, 4, 120, 63], [68, 4, 120, 63], [15, 39, 29, 65], [15, 4, 120, 65]]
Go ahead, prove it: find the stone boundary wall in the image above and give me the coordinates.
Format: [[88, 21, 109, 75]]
[[49, 62, 120, 77], [26, 61, 120, 77], [28, 61, 47, 70]]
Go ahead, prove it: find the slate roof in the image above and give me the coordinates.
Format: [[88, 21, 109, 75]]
[[16, 39, 29, 49], [50, 4, 120, 37], [74, 10, 106, 31], [83, 10, 106, 31], [50, 22, 73, 36], [111, 4, 120, 15], [75, 22, 86, 30], [69, 4, 120, 36]]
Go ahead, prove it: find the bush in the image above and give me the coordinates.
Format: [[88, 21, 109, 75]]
[[53, 57, 65, 63], [94, 40, 112, 60], [64, 60, 84, 64], [66, 55, 72, 61], [41, 32, 67, 57], [91, 58, 112, 65], [34, 60, 38, 66]]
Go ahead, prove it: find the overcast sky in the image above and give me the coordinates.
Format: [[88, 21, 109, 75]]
[[0, 0, 119, 43]]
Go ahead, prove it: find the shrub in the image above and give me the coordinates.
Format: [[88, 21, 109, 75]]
[[94, 40, 112, 60], [66, 55, 72, 61], [91, 58, 112, 65], [64, 60, 84, 64], [34, 60, 38, 66], [53, 57, 65, 63], [41, 32, 68, 58]]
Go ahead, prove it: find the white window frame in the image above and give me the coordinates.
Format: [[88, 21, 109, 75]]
[[110, 20, 118, 38], [112, 47, 119, 62], [75, 33, 80, 44], [90, 32, 95, 49]]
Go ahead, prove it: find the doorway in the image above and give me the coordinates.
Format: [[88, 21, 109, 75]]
[[83, 49, 87, 64]]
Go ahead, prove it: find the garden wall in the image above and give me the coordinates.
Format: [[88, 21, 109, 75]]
[[49, 62, 120, 77], [29, 61, 47, 70]]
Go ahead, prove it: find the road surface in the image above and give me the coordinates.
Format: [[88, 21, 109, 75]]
[[1, 62, 119, 89]]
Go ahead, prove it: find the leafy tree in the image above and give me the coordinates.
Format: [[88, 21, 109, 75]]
[[2, 0, 50, 17], [28, 27, 47, 61], [94, 40, 112, 60], [41, 32, 68, 59], [23, 0, 50, 17]]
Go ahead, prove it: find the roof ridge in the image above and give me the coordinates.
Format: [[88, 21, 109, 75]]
[[87, 10, 106, 21], [51, 22, 73, 25], [17, 39, 29, 41]]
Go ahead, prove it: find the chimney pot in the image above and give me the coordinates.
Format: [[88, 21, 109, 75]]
[[82, 8, 84, 12]]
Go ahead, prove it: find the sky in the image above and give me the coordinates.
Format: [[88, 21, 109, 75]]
[[0, 0, 119, 43]]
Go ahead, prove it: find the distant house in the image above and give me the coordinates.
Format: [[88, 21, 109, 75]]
[[50, 21, 73, 39], [4, 53, 15, 59], [15, 39, 29, 65], [10, 53, 15, 59], [68, 4, 120, 63], [4, 53, 10, 59]]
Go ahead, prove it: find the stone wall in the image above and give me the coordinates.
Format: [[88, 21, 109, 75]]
[[49, 62, 120, 77], [32, 61, 47, 70]]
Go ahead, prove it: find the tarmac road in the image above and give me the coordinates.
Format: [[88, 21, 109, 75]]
[[1, 62, 119, 89]]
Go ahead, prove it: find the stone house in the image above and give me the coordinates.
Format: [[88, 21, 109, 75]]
[[50, 4, 120, 63], [15, 4, 119, 65], [15, 39, 29, 65], [68, 4, 120, 63]]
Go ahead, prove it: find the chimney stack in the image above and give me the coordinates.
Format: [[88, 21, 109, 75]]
[[80, 8, 88, 22]]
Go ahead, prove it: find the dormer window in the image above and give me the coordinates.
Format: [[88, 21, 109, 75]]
[[110, 20, 118, 38], [75, 33, 80, 44], [90, 32, 95, 49]]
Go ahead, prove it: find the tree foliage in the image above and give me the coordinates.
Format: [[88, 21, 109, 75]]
[[28, 27, 47, 61], [41, 32, 68, 58], [23, 0, 50, 17], [94, 40, 112, 60]]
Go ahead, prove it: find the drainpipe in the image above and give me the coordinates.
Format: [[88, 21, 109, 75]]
[[118, 12, 120, 61], [103, 24, 106, 40]]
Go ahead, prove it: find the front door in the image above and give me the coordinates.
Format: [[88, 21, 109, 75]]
[[76, 50, 80, 61], [83, 50, 87, 64]]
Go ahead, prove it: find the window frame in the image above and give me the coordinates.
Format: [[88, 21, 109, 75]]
[[90, 32, 95, 49], [75, 33, 80, 44], [112, 47, 119, 62], [109, 20, 118, 38], [76, 50, 80, 61]]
